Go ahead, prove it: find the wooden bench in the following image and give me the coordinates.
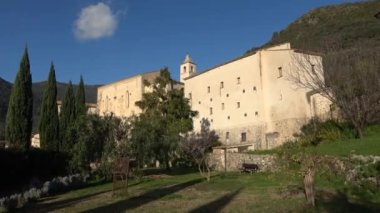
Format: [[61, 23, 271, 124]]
[[240, 163, 259, 174]]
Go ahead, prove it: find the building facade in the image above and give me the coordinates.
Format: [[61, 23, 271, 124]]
[[183, 43, 330, 150], [97, 71, 161, 117]]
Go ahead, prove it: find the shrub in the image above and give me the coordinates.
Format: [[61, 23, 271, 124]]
[[0, 173, 89, 210], [0, 148, 69, 196], [297, 118, 354, 146]]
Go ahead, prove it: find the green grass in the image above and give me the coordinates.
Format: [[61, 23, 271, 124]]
[[18, 168, 379, 212], [310, 125, 380, 156], [250, 124, 380, 157]]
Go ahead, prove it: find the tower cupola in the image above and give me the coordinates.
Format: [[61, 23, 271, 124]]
[[180, 54, 196, 83]]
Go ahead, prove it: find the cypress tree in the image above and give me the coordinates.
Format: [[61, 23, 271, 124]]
[[60, 81, 76, 151], [5, 47, 33, 151], [39, 63, 60, 151], [75, 76, 86, 116]]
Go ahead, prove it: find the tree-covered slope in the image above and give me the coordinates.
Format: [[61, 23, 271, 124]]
[[247, 0, 380, 53], [0, 78, 100, 139]]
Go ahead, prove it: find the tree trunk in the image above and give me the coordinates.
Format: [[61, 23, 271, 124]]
[[304, 168, 315, 207], [164, 152, 171, 171], [355, 126, 363, 139]]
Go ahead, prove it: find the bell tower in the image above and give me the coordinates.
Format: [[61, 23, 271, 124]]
[[180, 54, 196, 83]]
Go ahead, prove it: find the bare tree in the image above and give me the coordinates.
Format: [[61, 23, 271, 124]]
[[180, 119, 219, 181], [290, 43, 380, 138]]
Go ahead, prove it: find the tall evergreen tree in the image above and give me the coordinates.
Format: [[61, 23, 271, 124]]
[[39, 63, 60, 151], [5, 47, 33, 150], [60, 81, 76, 151], [75, 76, 86, 116]]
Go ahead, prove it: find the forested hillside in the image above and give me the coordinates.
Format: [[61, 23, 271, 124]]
[[247, 0, 380, 53]]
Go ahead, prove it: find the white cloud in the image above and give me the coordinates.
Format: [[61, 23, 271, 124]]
[[74, 2, 118, 40]]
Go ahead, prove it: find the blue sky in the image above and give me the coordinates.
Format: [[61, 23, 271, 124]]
[[0, 0, 350, 85]]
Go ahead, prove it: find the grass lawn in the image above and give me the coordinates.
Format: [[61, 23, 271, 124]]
[[310, 125, 380, 156], [17, 169, 379, 213], [249, 124, 380, 157]]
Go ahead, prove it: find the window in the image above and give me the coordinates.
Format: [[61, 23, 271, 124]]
[[210, 98, 212, 102], [126, 90, 130, 108], [211, 119, 213, 123], [183, 66, 187, 73], [244, 113, 247, 117], [237, 102, 240, 108], [253, 86, 257, 91], [278, 67, 283, 78], [199, 101, 201, 104], [220, 81, 224, 89], [241, 132, 247, 142], [221, 103, 225, 110], [210, 107, 213, 115], [226, 132, 230, 140], [243, 89, 245, 93], [255, 111, 258, 116], [311, 64, 316, 74], [207, 86, 210, 93], [227, 116, 230, 120], [226, 93, 229, 97], [190, 66, 194, 73], [237, 77, 241, 84]]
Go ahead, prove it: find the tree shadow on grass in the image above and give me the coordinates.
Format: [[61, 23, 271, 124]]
[[84, 178, 203, 212], [18, 190, 111, 213], [316, 190, 380, 213], [189, 187, 243, 213]]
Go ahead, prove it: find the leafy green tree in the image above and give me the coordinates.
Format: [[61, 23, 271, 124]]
[[39, 63, 60, 151], [75, 76, 87, 116], [135, 68, 197, 169], [60, 81, 76, 151], [5, 47, 33, 150]]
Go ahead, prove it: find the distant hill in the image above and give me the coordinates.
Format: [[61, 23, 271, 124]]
[[247, 0, 380, 53], [0, 77, 100, 139]]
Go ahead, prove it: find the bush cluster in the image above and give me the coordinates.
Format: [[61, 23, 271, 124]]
[[0, 148, 69, 192], [296, 118, 354, 146], [0, 173, 89, 211]]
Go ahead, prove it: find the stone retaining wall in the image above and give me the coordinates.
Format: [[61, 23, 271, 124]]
[[209, 152, 277, 172]]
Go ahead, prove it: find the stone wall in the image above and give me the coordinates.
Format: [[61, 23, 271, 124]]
[[208, 152, 277, 172]]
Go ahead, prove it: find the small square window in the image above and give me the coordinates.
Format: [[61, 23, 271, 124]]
[[243, 89, 245, 93], [237, 77, 241, 84], [255, 111, 258, 116], [311, 64, 316, 74], [210, 98, 212, 102], [253, 86, 257, 91], [244, 113, 247, 117], [278, 67, 283, 78], [241, 132, 247, 142], [226, 93, 229, 97], [227, 116, 230, 120], [207, 86, 210, 93], [237, 102, 240, 108], [199, 101, 201, 104], [220, 81, 224, 89]]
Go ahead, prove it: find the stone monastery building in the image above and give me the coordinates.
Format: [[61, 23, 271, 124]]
[[97, 43, 330, 150]]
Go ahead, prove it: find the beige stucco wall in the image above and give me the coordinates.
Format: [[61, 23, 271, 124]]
[[184, 43, 331, 149], [97, 71, 161, 117]]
